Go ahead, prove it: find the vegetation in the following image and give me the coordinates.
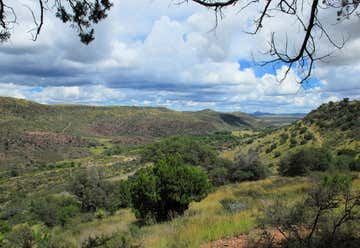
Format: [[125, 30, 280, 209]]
[[69, 168, 130, 213], [279, 146, 333, 176], [0, 99, 359, 247], [0, 97, 282, 171], [259, 173, 360, 248], [30, 195, 80, 227], [229, 153, 270, 182], [129, 156, 211, 222]]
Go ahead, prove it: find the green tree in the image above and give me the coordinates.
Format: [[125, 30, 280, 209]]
[[229, 152, 270, 182], [68, 168, 130, 213], [30, 196, 80, 227], [4, 224, 36, 248], [279, 146, 333, 176], [129, 155, 211, 222], [68, 168, 109, 211], [141, 136, 218, 169]]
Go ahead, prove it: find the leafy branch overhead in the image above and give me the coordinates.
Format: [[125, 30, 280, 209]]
[[0, 0, 359, 82], [0, 0, 112, 44]]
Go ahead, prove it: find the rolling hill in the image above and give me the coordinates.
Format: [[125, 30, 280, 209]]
[[223, 99, 360, 169], [0, 98, 359, 247], [0, 97, 296, 169]]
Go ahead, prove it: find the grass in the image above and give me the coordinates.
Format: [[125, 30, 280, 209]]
[[1, 98, 358, 247], [138, 177, 312, 247], [50, 176, 312, 248]]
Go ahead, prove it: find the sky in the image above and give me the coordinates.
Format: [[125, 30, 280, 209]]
[[0, 0, 359, 113]]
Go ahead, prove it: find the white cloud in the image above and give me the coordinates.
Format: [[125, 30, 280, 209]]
[[31, 85, 126, 104], [0, 83, 28, 99], [0, 0, 358, 113]]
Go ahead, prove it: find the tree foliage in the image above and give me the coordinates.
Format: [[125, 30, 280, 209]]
[[228, 152, 270, 182], [129, 155, 211, 222], [279, 146, 333, 176], [142, 136, 218, 168], [0, 0, 112, 44], [30, 195, 80, 227], [259, 173, 360, 248], [68, 168, 130, 213]]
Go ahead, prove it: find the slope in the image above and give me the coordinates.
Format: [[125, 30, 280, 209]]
[[223, 99, 360, 169], [0, 97, 274, 169]]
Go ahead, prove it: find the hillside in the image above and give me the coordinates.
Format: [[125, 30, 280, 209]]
[[223, 99, 360, 169], [0, 98, 359, 247], [0, 97, 293, 170]]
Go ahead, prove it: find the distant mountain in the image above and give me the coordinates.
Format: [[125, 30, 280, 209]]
[[252, 111, 306, 118], [250, 112, 305, 127]]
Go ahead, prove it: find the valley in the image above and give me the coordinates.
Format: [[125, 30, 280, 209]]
[[0, 97, 359, 247]]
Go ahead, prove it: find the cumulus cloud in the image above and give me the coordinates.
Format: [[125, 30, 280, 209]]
[[0, 0, 358, 113]]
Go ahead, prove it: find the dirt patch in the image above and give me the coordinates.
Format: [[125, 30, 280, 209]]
[[22, 131, 87, 147], [201, 229, 285, 248], [111, 136, 153, 146], [201, 235, 248, 248]]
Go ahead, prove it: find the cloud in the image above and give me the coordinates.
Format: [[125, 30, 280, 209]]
[[31, 85, 126, 105], [0, 0, 358, 113]]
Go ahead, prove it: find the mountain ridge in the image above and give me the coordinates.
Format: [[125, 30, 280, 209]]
[[0, 96, 288, 169]]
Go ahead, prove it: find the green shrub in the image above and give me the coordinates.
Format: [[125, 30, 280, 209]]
[[141, 136, 218, 169], [279, 146, 333, 176], [68, 168, 109, 212], [94, 209, 107, 220], [141, 136, 235, 186], [205, 158, 234, 186], [289, 138, 297, 147], [304, 132, 314, 140], [3, 224, 36, 248], [129, 155, 211, 222], [280, 133, 289, 144], [30, 195, 80, 227], [273, 151, 281, 158], [229, 153, 270, 182], [68, 168, 129, 213], [81, 232, 132, 248], [259, 173, 360, 248], [334, 152, 360, 172], [265, 143, 277, 153]]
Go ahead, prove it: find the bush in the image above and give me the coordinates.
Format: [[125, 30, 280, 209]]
[[30, 195, 80, 227], [289, 138, 297, 147], [304, 132, 314, 140], [273, 151, 281, 158], [68, 168, 130, 213], [280, 133, 289, 144], [205, 157, 234, 186], [207, 164, 230, 186], [104, 180, 131, 214], [68, 168, 109, 212], [81, 232, 132, 248], [334, 154, 360, 172], [3, 224, 36, 248], [141, 136, 218, 169], [229, 153, 270, 182], [259, 173, 360, 248], [279, 146, 333, 176], [129, 155, 211, 222], [142, 136, 235, 186]]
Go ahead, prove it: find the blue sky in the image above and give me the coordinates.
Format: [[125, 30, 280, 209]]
[[0, 0, 359, 113]]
